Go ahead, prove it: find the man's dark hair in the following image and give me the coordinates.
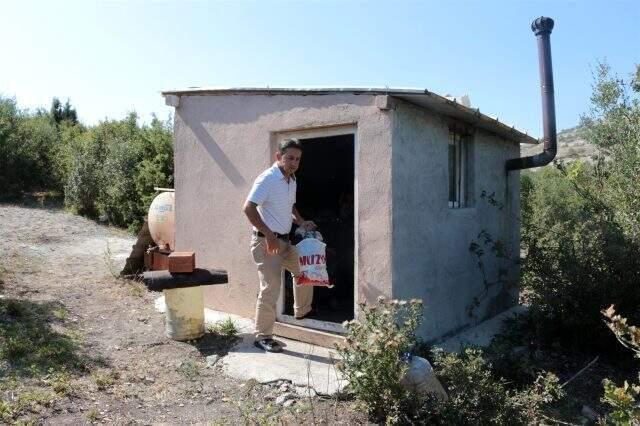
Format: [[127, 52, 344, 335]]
[[278, 138, 302, 154]]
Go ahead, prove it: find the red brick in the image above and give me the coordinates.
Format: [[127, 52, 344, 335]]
[[168, 251, 195, 273], [152, 252, 170, 271]]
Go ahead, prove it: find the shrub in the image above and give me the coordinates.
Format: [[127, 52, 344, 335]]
[[336, 297, 563, 424], [0, 97, 58, 198], [600, 306, 640, 423], [335, 297, 423, 422], [64, 129, 104, 217], [408, 348, 563, 425], [63, 113, 173, 231], [518, 63, 640, 352], [0, 96, 174, 232], [520, 164, 640, 350]]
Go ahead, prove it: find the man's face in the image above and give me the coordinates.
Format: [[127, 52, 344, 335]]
[[276, 147, 302, 176]]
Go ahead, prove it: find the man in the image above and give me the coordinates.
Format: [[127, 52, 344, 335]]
[[243, 138, 316, 353]]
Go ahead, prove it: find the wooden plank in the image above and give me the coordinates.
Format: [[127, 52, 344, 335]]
[[273, 322, 345, 349]]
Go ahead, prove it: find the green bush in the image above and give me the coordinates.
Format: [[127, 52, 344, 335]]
[[1, 95, 173, 232], [63, 113, 173, 231], [0, 97, 59, 198], [520, 163, 640, 350], [520, 63, 640, 351], [408, 348, 562, 425], [336, 297, 560, 424], [600, 306, 640, 424], [335, 297, 423, 422]]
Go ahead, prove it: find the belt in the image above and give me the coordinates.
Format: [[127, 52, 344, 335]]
[[253, 230, 289, 241]]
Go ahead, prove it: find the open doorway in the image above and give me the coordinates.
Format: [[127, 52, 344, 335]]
[[281, 132, 355, 330]]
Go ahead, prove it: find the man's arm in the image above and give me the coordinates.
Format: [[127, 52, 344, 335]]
[[243, 201, 279, 254]]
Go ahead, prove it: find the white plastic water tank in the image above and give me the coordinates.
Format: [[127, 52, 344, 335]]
[[148, 192, 175, 250]]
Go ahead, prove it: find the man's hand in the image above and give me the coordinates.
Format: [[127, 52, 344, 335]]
[[265, 232, 280, 255], [300, 220, 317, 231]]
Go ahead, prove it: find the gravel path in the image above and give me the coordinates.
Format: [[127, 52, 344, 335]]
[[0, 203, 362, 425]]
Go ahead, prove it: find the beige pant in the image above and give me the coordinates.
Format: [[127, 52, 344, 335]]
[[251, 235, 313, 340]]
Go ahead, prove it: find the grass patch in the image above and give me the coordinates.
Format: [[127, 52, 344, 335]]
[[1, 389, 57, 423], [86, 408, 100, 422], [51, 306, 68, 321], [0, 298, 88, 377], [176, 360, 201, 381], [49, 370, 73, 396], [206, 317, 238, 338], [91, 369, 118, 390]]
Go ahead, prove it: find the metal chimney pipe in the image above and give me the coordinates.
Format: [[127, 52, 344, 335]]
[[506, 16, 557, 171]]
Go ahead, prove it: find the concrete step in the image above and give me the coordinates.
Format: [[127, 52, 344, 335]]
[[274, 322, 345, 348]]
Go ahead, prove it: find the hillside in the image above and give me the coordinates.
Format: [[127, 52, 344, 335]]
[[521, 125, 600, 162]]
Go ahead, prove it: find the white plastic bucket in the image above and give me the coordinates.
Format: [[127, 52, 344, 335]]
[[163, 286, 205, 340]]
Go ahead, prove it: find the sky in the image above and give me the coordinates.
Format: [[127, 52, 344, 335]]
[[1, 0, 638, 138]]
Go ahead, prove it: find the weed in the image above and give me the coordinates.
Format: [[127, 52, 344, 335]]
[[0, 298, 87, 377], [177, 360, 201, 381], [49, 370, 73, 396], [0, 400, 14, 423], [52, 306, 68, 321], [207, 317, 238, 338], [103, 242, 120, 279], [91, 369, 118, 390], [0, 390, 58, 422], [86, 408, 100, 422], [232, 398, 278, 425]]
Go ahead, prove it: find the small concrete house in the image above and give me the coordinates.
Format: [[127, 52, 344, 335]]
[[161, 87, 536, 345]]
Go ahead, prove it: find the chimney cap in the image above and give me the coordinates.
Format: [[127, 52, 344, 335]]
[[531, 16, 554, 36]]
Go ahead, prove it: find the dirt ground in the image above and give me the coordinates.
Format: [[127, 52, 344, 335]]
[[0, 200, 365, 425]]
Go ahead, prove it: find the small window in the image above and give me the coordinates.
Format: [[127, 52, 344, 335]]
[[448, 129, 470, 208]]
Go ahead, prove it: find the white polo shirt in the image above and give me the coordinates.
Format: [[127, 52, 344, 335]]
[[246, 163, 296, 234]]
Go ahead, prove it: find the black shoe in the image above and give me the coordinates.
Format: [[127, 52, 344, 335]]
[[254, 338, 283, 353]]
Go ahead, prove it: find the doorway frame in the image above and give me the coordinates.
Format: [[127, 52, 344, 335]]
[[273, 124, 358, 334]]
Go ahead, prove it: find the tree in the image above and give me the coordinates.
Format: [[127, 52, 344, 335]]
[[581, 62, 640, 242], [50, 97, 78, 125]]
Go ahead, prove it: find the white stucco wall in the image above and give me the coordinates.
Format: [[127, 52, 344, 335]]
[[391, 99, 521, 341], [172, 94, 394, 319]]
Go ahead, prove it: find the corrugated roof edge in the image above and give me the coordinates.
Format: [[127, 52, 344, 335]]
[[160, 87, 538, 144]]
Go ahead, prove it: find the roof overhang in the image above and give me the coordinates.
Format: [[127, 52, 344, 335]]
[[161, 87, 538, 145]]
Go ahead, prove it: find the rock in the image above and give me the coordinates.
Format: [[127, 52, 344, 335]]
[[206, 355, 220, 367], [279, 383, 289, 392], [283, 399, 295, 408], [275, 393, 295, 405], [294, 386, 317, 398], [581, 405, 599, 421], [143, 376, 155, 384]]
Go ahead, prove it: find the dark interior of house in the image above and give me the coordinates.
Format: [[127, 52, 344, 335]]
[[283, 134, 355, 324]]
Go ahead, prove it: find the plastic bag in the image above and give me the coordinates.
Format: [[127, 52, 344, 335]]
[[295, 230, 332, 288]]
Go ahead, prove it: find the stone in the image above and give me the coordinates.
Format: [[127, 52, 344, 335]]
[[283, 399, 295, 408], [294, 386, 317, 398], [206, 355, 220, 367], [275, 393, 295, 405]]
